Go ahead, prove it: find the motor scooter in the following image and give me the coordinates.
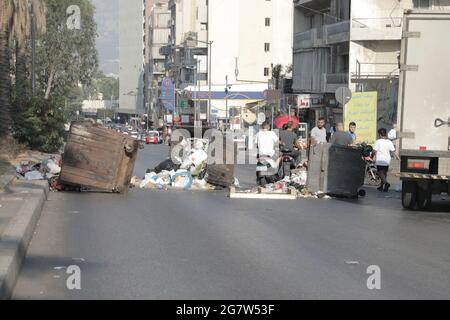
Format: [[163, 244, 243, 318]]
[[256, 148, 296, 187]]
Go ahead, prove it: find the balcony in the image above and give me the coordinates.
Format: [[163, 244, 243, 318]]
[[351, 17, 403, 41], [322, 73, 349, 93], [351, 61, 400, 80], [324, 21, 350, 45], [293, 27, 325, 51]]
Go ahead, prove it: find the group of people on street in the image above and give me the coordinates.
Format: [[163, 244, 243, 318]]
[[256, 116, 398, 193], [309, 117, 398, 192]]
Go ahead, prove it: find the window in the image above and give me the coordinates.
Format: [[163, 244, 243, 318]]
[[413, 0, 430, 8], [264, 43, 270, 52], [265, 17, 271, 26], [264, 67, 270, 77]]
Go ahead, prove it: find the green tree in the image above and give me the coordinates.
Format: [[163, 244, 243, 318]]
[[10, 0, 98, 151], [272, 64, 283, 90], [36, 0, 98, 100], [13, 96, 65, 153]]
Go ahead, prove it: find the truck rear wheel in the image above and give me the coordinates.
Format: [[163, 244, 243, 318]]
[[417, 181, 432, 210], [402, 181, 417, 210]]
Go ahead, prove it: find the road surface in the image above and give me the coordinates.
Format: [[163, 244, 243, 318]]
[[12, 145, 450, 299]]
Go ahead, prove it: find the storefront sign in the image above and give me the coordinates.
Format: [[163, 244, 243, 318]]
[[344, 92, 378, 145], [297, 94, 324, 109]]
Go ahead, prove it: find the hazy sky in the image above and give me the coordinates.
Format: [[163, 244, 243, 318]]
[[91, 0, 119, 75]]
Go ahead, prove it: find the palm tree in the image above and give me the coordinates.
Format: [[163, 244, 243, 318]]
[[0, 0, 13, 136], [0, 0, 46, 137]]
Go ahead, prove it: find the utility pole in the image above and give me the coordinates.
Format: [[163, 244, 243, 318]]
[[197, 59, 201, 125], [225, 75, 229, 129], [194, 62, 197, 126], [208, 41, 213, 125]]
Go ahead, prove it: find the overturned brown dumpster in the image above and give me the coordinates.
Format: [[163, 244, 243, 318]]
[[59, 121, 139, 193]]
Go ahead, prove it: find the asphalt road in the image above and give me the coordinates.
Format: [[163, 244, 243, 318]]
[[12, 145, 450, 299]]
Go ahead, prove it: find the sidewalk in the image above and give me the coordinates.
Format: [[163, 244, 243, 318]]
[[0, 179, 49, 299]]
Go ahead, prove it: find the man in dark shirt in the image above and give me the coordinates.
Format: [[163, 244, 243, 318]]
[[330, 122, 353, 146], [279, 122, 301, 165]]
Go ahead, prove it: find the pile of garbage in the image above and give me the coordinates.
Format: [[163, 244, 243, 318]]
[[131, 138, 221, 191], [258, 167, 308, 192], [14, 152, 62, 186]]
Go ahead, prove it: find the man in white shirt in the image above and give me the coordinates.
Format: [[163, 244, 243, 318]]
[[373, 128, 397, 192], [310, 117, 327, 145], [256, 122, 279, 158]]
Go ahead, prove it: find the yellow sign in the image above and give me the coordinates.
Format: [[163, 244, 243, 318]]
[[344, 92, 378, 145]]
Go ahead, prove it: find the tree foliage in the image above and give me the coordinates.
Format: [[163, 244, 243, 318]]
[[36, 0, 98, 99], [13, 96, 65, 153], [4, 0, 99, 151]]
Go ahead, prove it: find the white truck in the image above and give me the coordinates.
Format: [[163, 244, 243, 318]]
[[397, 10, 450, 210]]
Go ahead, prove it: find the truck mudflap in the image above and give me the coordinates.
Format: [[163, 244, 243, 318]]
[[400, 173, 450, 181]]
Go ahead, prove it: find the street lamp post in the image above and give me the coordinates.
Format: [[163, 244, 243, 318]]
[[225, 75, 229, 128]]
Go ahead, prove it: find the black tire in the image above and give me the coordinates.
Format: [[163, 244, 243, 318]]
[[417, 181, 432, 211], [206, 165, 235, 188], [402, 181, 417, 210], [358, 189, 367, 197]]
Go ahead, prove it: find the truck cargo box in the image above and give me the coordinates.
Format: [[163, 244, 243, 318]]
[[397, 10, 450, 210], [60, 121, 139, 193]]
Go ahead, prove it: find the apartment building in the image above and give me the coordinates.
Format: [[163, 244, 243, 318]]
[[160, 0, 293, 121], [164, 0, 209, 90], [149, 2, 171, 121], [119, 0, 147, 116], [209, 0, 293, 86], [292, 0, 450, 126]]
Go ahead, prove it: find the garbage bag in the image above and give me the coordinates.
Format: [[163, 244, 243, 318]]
[[45, 159, 61, 175], [25, 171, 44, 180], [153, 159, 179, 174], [171, 171, 193, 190], [140, 172, 158, 188]]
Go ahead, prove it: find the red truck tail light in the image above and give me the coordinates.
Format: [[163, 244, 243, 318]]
[[407, 159, 430, 170]]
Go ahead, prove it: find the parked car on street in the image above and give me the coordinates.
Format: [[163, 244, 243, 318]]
[[146, 131, 162, 144]]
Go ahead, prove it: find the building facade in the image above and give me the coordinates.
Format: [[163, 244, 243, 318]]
[[292, 0, 450, 127], [165, 0, 208, 90], [159, 0, 293, 123], [149, 2, 171, 122], [119, 0, 147, 116], [209, 0, 293, 86]]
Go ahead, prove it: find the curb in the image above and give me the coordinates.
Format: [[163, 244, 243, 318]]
[[0, 175, 15, 191], [0, 181, 49, 300]]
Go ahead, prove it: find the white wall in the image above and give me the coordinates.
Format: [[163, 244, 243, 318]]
[[209, 0, 293, 86], [209, 0, 240, 85], [272, 0, 294, 67]]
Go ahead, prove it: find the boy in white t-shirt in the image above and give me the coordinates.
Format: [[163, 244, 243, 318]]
[[373, 128, 397, 192]]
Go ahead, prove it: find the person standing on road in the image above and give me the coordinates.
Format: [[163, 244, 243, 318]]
[[373, 128, 397, 192], [310, 117, 327, 145], [330, 122, 353, 147], [348, 122, 357, 143]]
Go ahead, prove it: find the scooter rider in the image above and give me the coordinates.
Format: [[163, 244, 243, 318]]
[[256, 121, 280, 169], [279, 122, 301, 166]]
